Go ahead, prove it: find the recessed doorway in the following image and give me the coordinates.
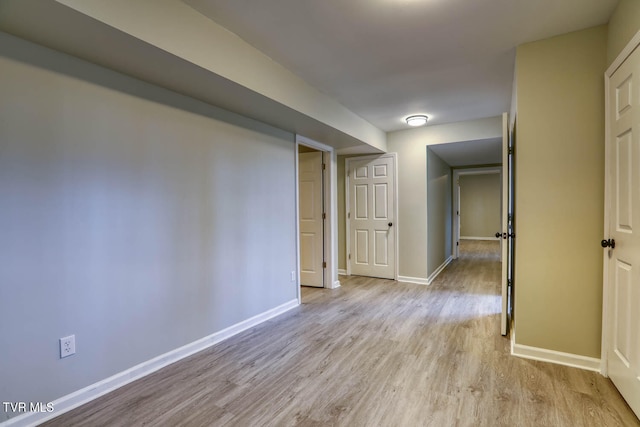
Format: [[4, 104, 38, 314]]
[[295, 135, 340, 299]]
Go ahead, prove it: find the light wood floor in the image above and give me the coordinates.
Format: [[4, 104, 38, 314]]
[[43, 240, 639, 426]]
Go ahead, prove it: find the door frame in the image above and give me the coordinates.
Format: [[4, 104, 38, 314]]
[[298, 150, 324, 288], [295, 135, 340, 302], [601, 30, 640, 376], [345, 153, 399, 280], [452, 167, 502, 259]]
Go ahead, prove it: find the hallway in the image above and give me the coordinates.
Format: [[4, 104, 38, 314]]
[[44, 242, 637, 426]]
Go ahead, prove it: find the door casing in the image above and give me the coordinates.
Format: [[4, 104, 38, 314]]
[[298, 151, 324, 287], [295, 135, 340, 301]]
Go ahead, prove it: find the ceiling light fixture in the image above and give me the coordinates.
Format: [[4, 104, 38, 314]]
[[406, 115, 428, 127]]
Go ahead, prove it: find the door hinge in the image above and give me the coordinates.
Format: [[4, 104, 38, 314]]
[[348, 254, 351, 260], [456, 241, 459, 246], [348, 212, 351, 219], [322, 163, 326, 170], [323, 261, 327, 268], [508, 147, 513, 155]]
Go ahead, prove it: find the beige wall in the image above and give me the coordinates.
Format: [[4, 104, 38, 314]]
[[607, 0, 640, 66], [514, 25, 607, 358], [459, 173, 501, 239], [427, 150, 452, 277]]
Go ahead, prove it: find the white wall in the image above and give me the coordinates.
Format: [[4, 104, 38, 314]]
[[0, 33, 297, 420]]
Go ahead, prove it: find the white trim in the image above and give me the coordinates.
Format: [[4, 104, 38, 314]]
[[427, 256, 453, 285], [326, 149, 339, 289], [345, 153, 399, 280], [393, 153, 399, 281], [460, 236, 498, 241], [337, 269, 347, 276], [345, 157, 351, 276], [1, 299, 299, 427], [510, 321, 516, 355], [500, 112, 509, 337], [294, 146, 302, 301], [296, 135, 333, 152], [601, 30, 640, 378], [602, 53, 612, 378], [397, 275, 430, 285], [295, 135, 339, 290], [512, 342, 601, 372]]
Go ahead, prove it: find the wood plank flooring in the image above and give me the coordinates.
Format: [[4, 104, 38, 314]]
[[43, 240, 639, 426]]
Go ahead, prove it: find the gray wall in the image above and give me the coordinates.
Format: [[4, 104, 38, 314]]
[[459, 173, 501, 238], [0, 33, 297, 419], [427, 149, 452, 277]]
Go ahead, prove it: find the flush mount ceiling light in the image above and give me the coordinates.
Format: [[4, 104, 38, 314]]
[[405, 115, 428, 127]]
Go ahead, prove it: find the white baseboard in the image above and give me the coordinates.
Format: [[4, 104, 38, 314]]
[[460, 236, 498, 241], [397, 275, 429, 285], [332, 280, 341, 289], [1, 299, 299, 427], [512, 342, 601, 372], [337, 269, 347, 276], [427, 256, 453, 285]]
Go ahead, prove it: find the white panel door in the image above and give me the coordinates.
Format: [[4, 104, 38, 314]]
[[606, 44, 640, 418], [299, 151, 323, 287], [348, 155, 395, 279], [500, 112, 510, 336]]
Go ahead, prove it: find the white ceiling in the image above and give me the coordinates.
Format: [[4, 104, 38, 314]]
[[185, 0, 617, 132]]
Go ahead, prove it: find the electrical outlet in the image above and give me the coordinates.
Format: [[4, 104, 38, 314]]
[[291, 271, 296, 281], [60, 335, 76, 358]]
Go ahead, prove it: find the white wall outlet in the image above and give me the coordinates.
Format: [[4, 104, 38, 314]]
[[291, 271, 296, 281], [60, 335, 76, 358]]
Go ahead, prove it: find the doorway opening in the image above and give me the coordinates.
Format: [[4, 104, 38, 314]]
[[295, 135, 339, 300], [452, 167, 502, 259], [298, 145, 324, 288], [426, 112, 511, 336]]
